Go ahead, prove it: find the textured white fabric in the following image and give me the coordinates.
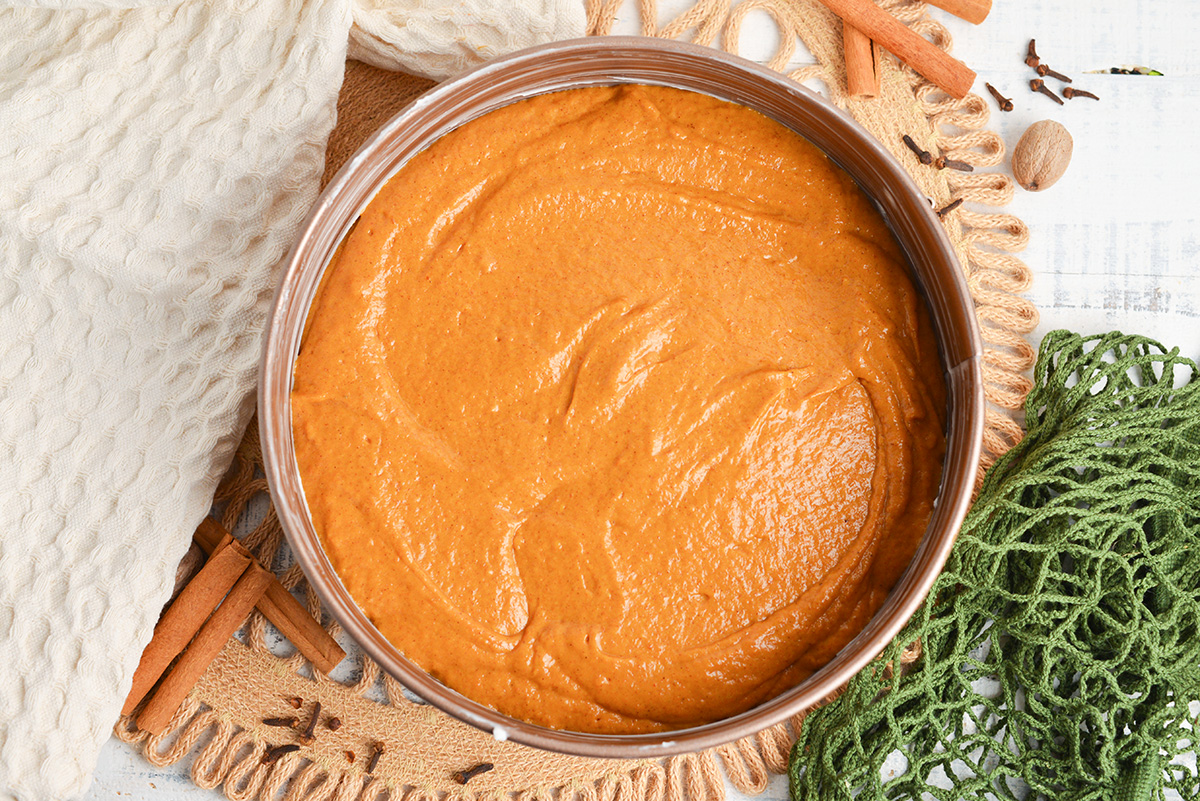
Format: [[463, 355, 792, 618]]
[[349, 0, 586, 79], [0, 2, 351, 797], [5, 1, 167, 7], [0, 0, 584, 798]]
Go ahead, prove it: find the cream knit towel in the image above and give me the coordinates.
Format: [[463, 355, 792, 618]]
[[0, 1, 583, 798]]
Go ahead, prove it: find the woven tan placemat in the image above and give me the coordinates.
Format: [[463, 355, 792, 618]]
[[114, 3, 1037, 799]]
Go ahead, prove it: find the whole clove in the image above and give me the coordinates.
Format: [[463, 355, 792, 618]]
[[1063, 87, 1099, 101], [936, 198, 963, 218], [901, 134, 933, 165], [935, 156, 974, 172], [366, 741, 386, 774], [1036, 63, 1073, 83], [262, 744, 300, 765], [984, 82, 1013, 112], [452, 763, 496, 785], [262, 716, 297, 728], [298, 701, 321, 745], [1030, 78, 1064, 105], [1025, 39, 1040, 69]]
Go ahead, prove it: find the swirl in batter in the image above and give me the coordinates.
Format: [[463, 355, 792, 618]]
[[292, 85, 946, 733]]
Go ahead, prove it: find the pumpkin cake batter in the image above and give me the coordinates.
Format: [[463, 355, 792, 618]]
[[292, 85, 946, 734]]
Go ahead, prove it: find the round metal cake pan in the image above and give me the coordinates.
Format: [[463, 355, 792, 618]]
[[260, 36, 985, 759]]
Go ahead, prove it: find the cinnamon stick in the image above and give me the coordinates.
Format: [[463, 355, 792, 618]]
[[843, 24, 880, 99], [925, 0, 991, 25], [193, 517, 231, 554], [194, 519, 345, 673], [137, 562, 273, 734], [121, 533, 248, 715], [811, 0, 975, 99]]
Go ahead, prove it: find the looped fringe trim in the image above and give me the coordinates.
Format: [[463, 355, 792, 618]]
[[114, 700, 810, 801], [117, 704, 755, 801]]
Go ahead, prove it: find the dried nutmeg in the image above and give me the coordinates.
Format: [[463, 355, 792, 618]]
[[1012, 120, 1073, 192]]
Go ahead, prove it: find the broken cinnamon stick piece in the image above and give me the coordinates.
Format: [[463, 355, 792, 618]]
[[193, 517, 231, 553], [811, 0, 975, 98], [137, 562, 273, 734], [925, 0, 990, 25], [121, 533, 246, 715], [193, 519, 345, 673], [843, 24, 880, 99]]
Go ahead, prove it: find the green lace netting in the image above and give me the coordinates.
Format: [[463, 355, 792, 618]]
[[789, 331, 1200, 801]]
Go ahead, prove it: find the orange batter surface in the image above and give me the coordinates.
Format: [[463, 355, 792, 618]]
[[292, 85, 946, 734]]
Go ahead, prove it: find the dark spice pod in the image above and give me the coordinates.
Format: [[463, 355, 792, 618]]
[[1036, 63, 1072, 83], [453, 763, 496, 785], [366, 741, 386, 774], [1030, 78, 1064, 105], [935, 156, 974, 173], [298, 701, 321, 745], [985, 83, 1013, 112], [262, 716, 297, 728], [262, 744, 300, 765], [936, 198, 963, 218], [901, 134, 933, 165]]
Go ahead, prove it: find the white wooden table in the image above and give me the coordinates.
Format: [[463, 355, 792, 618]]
[[87, 0, 1200, 797]]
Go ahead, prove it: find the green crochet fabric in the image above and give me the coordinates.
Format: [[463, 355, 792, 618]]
[[789, 331, 1200, 800]]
